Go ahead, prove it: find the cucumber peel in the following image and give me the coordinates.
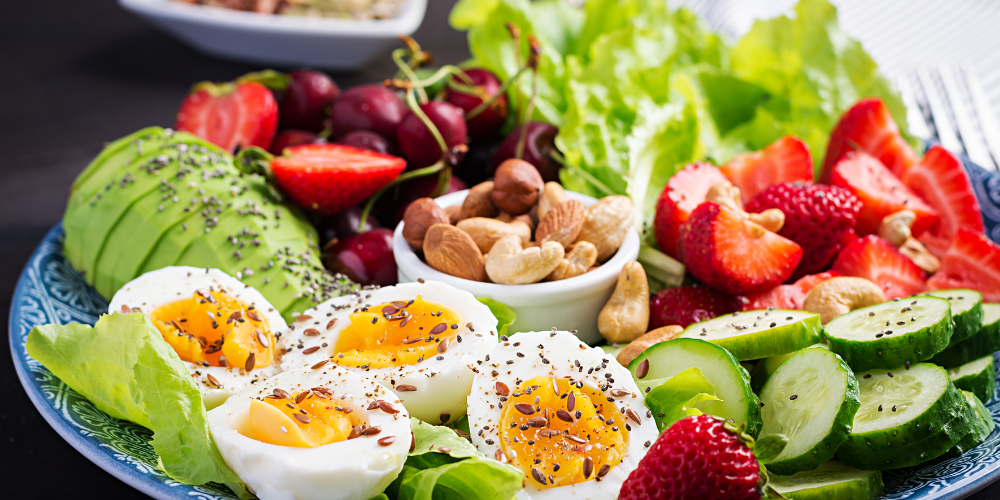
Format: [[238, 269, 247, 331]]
[[680, 309, 822, 361], [921, 289, 983, 345], [768, 461, 883, 500], [948, 355, 996, 403], [930, 303, 1000, 368]]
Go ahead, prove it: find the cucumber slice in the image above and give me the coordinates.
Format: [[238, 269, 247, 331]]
[[823, 297, 953, 372], [768, 461, 883, 500], [835, 363, 972, 469], [930, 303, 1000, 368], [760, 347, 860, 475], [952, 391, 993, 455], [922, 289, 984, 344], [948, 355, 996, 403], [680, 309, 822, 361], [751, 344, 830, 393], [628, 338, 762, 437]]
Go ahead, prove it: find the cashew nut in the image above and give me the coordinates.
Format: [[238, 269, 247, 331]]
[[598, 261, 650, 343], [496, 212, 536, 231], [538, 182, 568, 219], [546, 241, 598, 281], [615, 325, 683, 367], [877, 210, 940, 274], [456, 217, 532, 254], [485, 235, 565, 284], [576, 195, 634, 261], [706, 180, 784, 233], [803, 277, 886, 324]]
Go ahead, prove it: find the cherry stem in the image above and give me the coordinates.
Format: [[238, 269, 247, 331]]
[[414, 65, 474, 88], [515, 69, 539, 160], [549, 150, 616, 197], [465, 65, 528, 121], [405, 88, 449, 155], [357, 161, 446, 233], [392, 48, 428, 104]]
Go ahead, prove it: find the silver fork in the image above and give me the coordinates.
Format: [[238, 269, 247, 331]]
[[896, 65, 1000, 171]]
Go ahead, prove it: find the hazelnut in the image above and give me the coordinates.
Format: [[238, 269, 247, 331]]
[[491, 159, 543, 215], [459, 181, 499, 220], [402, 198, 449, 250]]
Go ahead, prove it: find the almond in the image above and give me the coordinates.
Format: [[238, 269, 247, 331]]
[[537, 182, 568, 219], [402, 198, 450, 250], [535, 200, 585, 248], [444, 204, 462, 224], [423, 223, 487, 282]]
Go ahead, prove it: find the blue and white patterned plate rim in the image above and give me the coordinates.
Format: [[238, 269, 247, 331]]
[[10, 220, 1000, 500]]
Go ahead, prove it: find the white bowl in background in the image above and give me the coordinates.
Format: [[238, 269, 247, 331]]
[[118, 0, 427, 70], [393, 189, 640, 344]]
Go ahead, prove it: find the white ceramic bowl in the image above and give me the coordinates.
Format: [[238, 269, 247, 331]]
[[393, 190, 640, 344], [118, 0, 427, 70]]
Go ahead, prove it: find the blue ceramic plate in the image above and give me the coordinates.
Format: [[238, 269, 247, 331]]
[[10, 152, 1000, 500]]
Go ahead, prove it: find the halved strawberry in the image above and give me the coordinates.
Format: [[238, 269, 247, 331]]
[[680, 202, 803, 295], [176, 80, 279, 153], [901, 145, 985, 257], [719, 135, 813, 202], [829, 152, 938, 236], [649, 286, 741, 329], [822, 98, 919, 181], [653, 163, 729, 259], [271, 144, 406, 216], [739, 271, 840, 311], [832, 235, 926, 299], [926, 229, 1000, 302]]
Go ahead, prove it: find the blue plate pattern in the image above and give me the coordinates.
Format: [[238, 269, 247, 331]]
[[12, 144, 1000, 500]]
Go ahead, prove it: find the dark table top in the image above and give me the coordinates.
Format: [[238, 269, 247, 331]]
[[1, 1, 998, 498]]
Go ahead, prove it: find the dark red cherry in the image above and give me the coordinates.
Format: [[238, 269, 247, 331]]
[[396, 101, 468, 169], [330, 85, 407, 139], [492, 122, 561, 183], [324, 228, 397, 287], [444, 68, 507, 141], [335, 130, 394, 155], [269, 129, 320, 155], [279, 69, 340, 132], [375, 174, 467, 227]]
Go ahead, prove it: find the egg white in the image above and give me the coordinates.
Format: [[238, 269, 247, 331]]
[[109, 266, 288, 408], [207, 366, 411, 500], [467, 331, 657, 500], [280, 281, 498, 423]]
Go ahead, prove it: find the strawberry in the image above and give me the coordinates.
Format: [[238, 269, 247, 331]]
[[654, 163, 729, 259], [739, 271, 840, 311], [926, 229, 1000, 302], [619, 414, 763, 500], [901, 145, 985, 257], [270, 144, 406, 216], [746, 182, 861, 279], [822, 98, 919, 181], [719, 135, 814, 202], [680, 202, 803, 295], [832, 235, 926, 299], [649, 287, 741, 329], [829, 152, 938, 236], [176, 80, 279, 153]]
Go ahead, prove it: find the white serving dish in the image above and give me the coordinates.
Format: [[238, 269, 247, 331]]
[[393, 189, 641, 344], [118, 0, 427, 70]]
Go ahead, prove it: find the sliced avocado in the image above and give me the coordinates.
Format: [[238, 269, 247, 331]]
[[94, 159, 242, 297], [64, 128, 170, 271]]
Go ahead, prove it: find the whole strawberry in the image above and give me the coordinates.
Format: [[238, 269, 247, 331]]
[[649, 287, 741, 329], [620, 415, 764, 500], [746, 182, 862, 280]]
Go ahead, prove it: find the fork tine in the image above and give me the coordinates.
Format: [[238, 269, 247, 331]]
[[938, 64, 996, 170], [961, 63, 1000, 171], [896, 74, 932, 140], [917, 67, 965, 154]]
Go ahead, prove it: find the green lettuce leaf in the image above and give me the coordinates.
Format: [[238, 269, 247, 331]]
[[729, 0, 915, 171], [643, 366, 720, 432], [477, 297, 516, 337], [25, 313, 247, 497], [384, 419, 522, 500]]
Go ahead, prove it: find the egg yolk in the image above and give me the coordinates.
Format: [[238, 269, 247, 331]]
[[241, 389, 362, 448], [149, 290, 273, 371], [333, 296, 462, 368], [499, 376, 629, 489]]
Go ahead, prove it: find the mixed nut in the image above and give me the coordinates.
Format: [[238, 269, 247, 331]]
[[403, 158, 635, 285]]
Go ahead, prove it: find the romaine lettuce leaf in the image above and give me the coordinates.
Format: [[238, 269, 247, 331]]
[[643, 366, 720, 432], [384, 419, 523, 500], [477, 297, 516, 337], [25, 313, 247, 497]]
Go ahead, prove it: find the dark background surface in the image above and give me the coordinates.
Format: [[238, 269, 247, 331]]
[[1, 0, 999, 499]]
